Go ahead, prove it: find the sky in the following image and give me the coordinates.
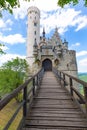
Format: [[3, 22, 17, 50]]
[[0, 0, 87, 72]]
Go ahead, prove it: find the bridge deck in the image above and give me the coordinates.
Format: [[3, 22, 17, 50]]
[[22, 72, 87, 130]]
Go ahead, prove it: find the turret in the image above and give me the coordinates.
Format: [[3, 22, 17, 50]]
[[42, 27, 45, 41], [26, 6, 40, 67], [63, 39, 68, 49]]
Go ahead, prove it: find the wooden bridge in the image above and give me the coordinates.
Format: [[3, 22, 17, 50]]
[[0, 68, 87, 130]]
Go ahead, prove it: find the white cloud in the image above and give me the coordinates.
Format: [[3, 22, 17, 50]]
[[77, 58, 87, 72], [0, 54, 26, 66], [76, 51, 87, 57], [73, 43, 80, 46], [13, 0, 59, 19], [0, 45, 9, 51], [79, 58, 87, 66], [69, 42, 80, 50], [40, 6, 87, 34], [32, 0, 59, 11], [74, 16, 87, 31], [0, 19, 13, 32], [0, 34, 26, 44], [12, 0, 87, 34], [6, 19, 13, 26], [0, 19, 6, 28], [13, 0, 29, 19]]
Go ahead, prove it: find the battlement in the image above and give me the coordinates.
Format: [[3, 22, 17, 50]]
[[27, 6, 40, 17], [69, 50, 76, 56]]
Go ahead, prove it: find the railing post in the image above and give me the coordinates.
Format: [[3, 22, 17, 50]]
[[23, 86, 27, 117], [33, 78, 35, 96], [37, 74, 39, 87], [70, 77, 73, 96], [63, 74, 66, 87], [59, 72, 61, 85], [84, 86, 87, 115]]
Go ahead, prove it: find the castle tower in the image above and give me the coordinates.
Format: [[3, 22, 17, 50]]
[[27, 6, 40, 67]]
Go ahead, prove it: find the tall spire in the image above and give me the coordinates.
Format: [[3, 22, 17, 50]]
[[43, 27, 45, 38], [55, 26, 58, 32]]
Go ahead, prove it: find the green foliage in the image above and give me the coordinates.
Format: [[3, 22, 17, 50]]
[[78, 74, 87, 95], [2, 57, 28, 72], [58, 0, 87, 7], [0, 57, 28, 100], [0, 0, 30, 16], [0, 43, 5, 54], [79, 75, 87, 82]]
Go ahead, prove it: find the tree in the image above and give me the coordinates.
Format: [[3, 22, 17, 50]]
[[58, 0, 87, 7], [0, 43, 5, 54], [0, 0, 29, 16], [0, 57, 28, 101]]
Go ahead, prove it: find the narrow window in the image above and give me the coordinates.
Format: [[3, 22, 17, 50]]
[[34, 31, 36, 35], [34, 22, 37, 26]]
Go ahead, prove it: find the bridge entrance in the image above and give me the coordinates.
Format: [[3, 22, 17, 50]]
[[42, 59, 52, 71]]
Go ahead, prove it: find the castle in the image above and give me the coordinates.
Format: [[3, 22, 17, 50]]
[[26, 6, 78, 77]]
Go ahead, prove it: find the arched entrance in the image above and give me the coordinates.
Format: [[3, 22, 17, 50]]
[[42, 59, 52, 71]]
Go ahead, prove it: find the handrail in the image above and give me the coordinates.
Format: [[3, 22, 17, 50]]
[[0, 68, 43, 110], [0, 68, 44, 130], [53, 68, 87, 116]]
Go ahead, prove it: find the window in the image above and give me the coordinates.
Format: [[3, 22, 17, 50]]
[[34, 22, 37, 26], [34, 31, 36, 35]]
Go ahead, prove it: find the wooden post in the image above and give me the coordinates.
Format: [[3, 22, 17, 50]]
[[37, 75, 39, 87], [63, 74, 66, 87], [33, 78, 35, 96], [23, 86, 27, 117], [84, 86, 87, 115], [70, 77, 73, 96], [60, 72, 61, 85]]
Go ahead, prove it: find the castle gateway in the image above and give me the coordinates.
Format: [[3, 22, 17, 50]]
[[26, 6, 78, 77]]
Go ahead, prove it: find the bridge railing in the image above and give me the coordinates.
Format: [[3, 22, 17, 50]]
[[0, 68, 44, 130], [53, 68, 87, 117]]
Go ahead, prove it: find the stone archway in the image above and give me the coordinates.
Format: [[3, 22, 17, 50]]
[[42, 59, 52, 71]]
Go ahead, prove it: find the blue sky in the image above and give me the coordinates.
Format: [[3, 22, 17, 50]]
[[0, 0, 87, 72]]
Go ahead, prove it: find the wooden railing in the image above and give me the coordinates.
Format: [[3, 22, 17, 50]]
[[0, 68, 44, 130], [53, 68, 87, 117]]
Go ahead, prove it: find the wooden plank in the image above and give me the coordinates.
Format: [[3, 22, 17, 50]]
[[37, 93, 70, 97], [33, 101, 75, 105], [21, 71, 87, 130], [31, 107, 80, 112], [32, 104, 78, 109], [34, 95, 71, 100], [38, 90, 67, 93], [26, 116, 87, 122], [22, 127, 86, 130], [28, 112, 84, 118], [25, 120, 87, 127], [30, 108, 81, 113], [28, 109, 83, 114]]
